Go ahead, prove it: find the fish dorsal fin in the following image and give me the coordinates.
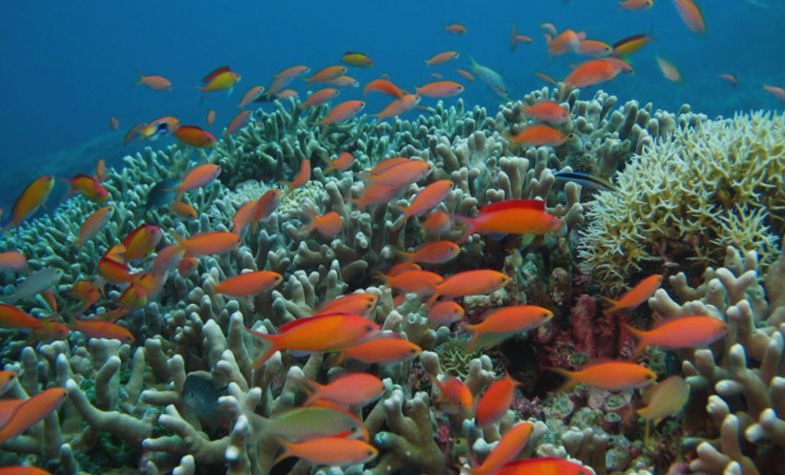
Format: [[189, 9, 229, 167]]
[[577, 358, 623, 371], [202, 65, 231, 84], [479, 199, 545, 215], [650, 314, 711, 329]]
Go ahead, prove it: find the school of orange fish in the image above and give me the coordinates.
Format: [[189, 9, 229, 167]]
[[0, 1, 778, 473]]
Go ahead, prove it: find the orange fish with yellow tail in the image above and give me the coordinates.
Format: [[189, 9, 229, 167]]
[[5, 176, 55, 228], [0, 387, 68, 445], [624, 315, 726, 358], [547, 360, 656, 392], [601, 274, 662, 315], [455, 199, 562, 243]]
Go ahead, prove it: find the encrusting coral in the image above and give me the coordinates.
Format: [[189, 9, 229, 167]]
[[0, 87, 763, 475]]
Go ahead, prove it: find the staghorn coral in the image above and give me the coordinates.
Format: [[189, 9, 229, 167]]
[[579, 112, 785, 292]]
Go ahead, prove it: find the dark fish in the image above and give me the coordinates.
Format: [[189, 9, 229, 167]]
[[143, 179, 178, 213], [181, 371, 228, 420], [555, 171, 615, 192]]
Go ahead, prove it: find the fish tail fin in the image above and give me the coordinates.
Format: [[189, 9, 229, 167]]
[[425, 291, 440, 308], [463, 323, 478, 351], [300, 376, 321, 405], [334, 351, 347, 365], [453, 215, 475, 244], [245, 327, 280, 368], [132, 68, 143, 87], [172, 233, 186, 250], [599, 296, 620, 316], [323, 159, 335, 174], [394, 248, 412, 261], [370, 271, 388, 286], [103, 307, 128, 323], [545, 366, 579, 392], [510, 22, 518, 52], [622, 323, 648, 359], [271, 436, 294, 466]]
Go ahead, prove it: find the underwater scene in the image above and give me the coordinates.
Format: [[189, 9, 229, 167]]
[[1, 0, 785, 474]]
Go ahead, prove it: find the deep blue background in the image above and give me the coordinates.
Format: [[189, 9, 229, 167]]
[[1, 0, 783, 205]]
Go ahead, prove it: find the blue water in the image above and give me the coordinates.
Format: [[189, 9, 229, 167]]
[[1, 0, 783, 204]]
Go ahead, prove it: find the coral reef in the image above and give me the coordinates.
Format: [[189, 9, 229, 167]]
[[1, 90, 775, 475], [579, 112, 785, 291]]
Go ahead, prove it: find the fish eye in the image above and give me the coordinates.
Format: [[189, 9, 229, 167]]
[[365, 325, 374, 331]]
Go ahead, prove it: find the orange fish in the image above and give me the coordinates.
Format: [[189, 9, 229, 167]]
[[577, 39, 613, 57], [377, 269, 443, 297], [307, 65, 348, 83], [109, 116, 119, 130], [396, 180, 453, 221], [0, 387, 68, 444], [224, 110, 251, 137], [397, 240, 460, 264], [69, 280, 102, 314], [353, 182, 405, 209], [281, 159, 311, 191], [656, 56, 682, 82], [322, 100, 365, 126], [77, 206, 113, 245], [456, 68, 475, 81], [0, 252, 27, 272], [415, 81, 464, 98], [625, 315, 726, 358], [247, 313, 380, 367], [386, 262, 422, 277], [431, 375, 472, 415], [150, 244, 186, 277], [428, 270, 510, 306], [316, 293, 378, 316], [238, 85, 265, 108], [213, 270, 283, 297], [475, 374, 520, 428], [233, 189, 281, 234], [6, 176, 55, 228], [71, 319, 134, 343], [717, 74, 737, 87], [67, 174, 109, 203], [200, 65, 241, 93], [0, 467, 51, 475], [302, 373, 384, 407], [509, 124, 567, 147], [302, 88, 340, 108], [174, 232, 240, 256], [422, 210, 452, 235], [97, 255, 131, 284], [306, 66, 348, 84], [171, 201, 198, 219], [366, 160, 431, 188], [276, 88, 298, 99], [602, 274, 662, 315], [443, 23, 467, 35], [177, 255, 199, 277], [275, 65, 311, 79], [300, 210, 343, 237], [673, 0, 705, 34], [366, 156, 411, 176], [456, 199, 562, 243], [545, 29, 582, 56], [547, 360, 656, 391], [763, 84, 785, 102], [363, 79, 403, 99], [375, 94, 420, 120], [95, 159, 108, 181], [174, 163, 221, 196], [206, 109, 216, 127], [0, 304, 55, 335], [524, 101, 569, 124], [173, 125, 217, 148], [339, 336, 422, 364], [534, 71, 558, 85], [510, 22, 533, 52], [427, 301, 464, 326], [620, 0, 654, 10], [117, 282, 148, 312], [563, 58, 633, 89], [135, 71, 172, 91], [426, 51, 459, 66], [139, 116, 180, 141], [327, 75, 359, 88], [492, 458, 592, 475], [464, 305, 553, 351], [122, 224, 162, 261], [324, 152, 354, 173], [273, 436, 377, 466], [469, 422, 534, 475], [0, 371, 17, 396]]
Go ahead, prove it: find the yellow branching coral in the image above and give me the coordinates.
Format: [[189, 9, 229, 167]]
[[579, 111, 785, 291]]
